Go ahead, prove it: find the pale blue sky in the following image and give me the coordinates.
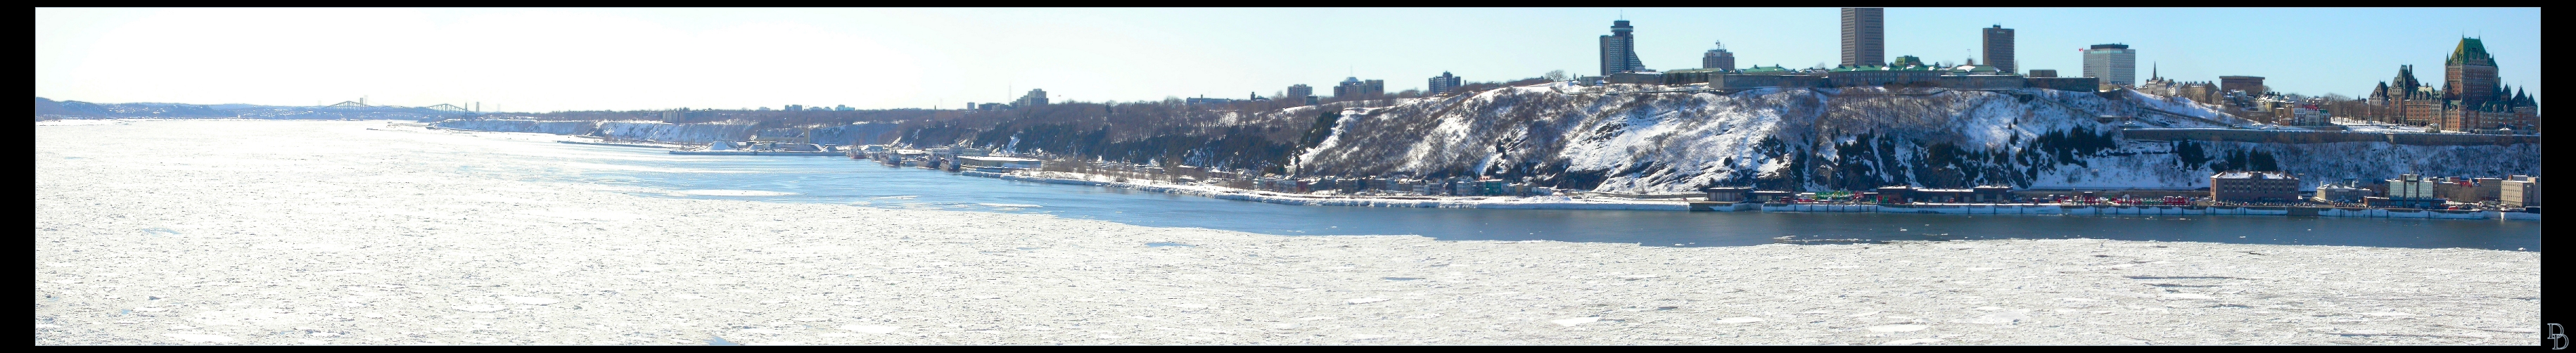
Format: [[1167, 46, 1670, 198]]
[[37, 8, 2538, 112]]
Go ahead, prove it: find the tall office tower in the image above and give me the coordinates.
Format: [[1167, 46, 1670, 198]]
[[1014, 89, 1048, 107], [1702, 41, 1735, 70], [2445, 37, 2499, 105], [1840, 8, 1885, 67], [1599, 20, 1645, 75], [2081, 44, 2136, 86], [1334, 77, 1386, 99], [1982, 25, 2015, 74], [1427, 72, 1462, 94], [1287, 84, 1313, 101]]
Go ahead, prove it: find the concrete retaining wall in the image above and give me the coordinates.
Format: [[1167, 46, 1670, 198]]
[[2122, 128, 2539, 146]]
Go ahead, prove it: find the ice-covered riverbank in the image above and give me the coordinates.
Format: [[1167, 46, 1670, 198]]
[[36, 120, 2539, 345], [964, 170, 1691, 211]]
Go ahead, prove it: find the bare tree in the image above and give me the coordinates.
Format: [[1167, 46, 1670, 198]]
[[1543, 70, 1567, 82]]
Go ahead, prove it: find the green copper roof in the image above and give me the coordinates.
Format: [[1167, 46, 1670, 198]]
[[1888, 56, 1927, 68], [2449, 37, 2494, 66]]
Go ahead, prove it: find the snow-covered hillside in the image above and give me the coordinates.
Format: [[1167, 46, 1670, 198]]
[[433, 120, 905, 145], [1290, 84, 2539, 193]]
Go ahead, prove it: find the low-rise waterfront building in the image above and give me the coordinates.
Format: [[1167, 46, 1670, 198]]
[[2373, 174, 2444, 209], [2210, 172, 2300, 203], [953, 156, 1042, 169], [1872, 186, 1915, 203], [2499, 175, 2541, 208], [2314, 179, 2375, 203], [1701, 187, 1750, 203]]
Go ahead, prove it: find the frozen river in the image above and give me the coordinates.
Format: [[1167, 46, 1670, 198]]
[[34, 120, 2541, 345]]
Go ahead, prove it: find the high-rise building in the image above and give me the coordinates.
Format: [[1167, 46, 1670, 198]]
[[1840, 8, 1885, 67], [1981, 25, 2015, 74], [1427, 72, 1462, 94], [1287, 84, 1313, 101], [2081, 44, 2136, 86], [1599, 20, 1645, 76], [1702, 41, 1735, 71], [1332, 77, 1384, 100], [1014, 89, 1047, 108]]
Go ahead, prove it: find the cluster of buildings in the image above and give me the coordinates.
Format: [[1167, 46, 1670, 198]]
[[1243, 176, 1557, 197], [770, 104, 854, 112], [1581, 9, 2538, 134], [2346, 38, 2541, 132], [1700, 186, 2013, 204], [1581, 9, 2102, 93], [968, 89, 1052, 112], [2210, 172, 2540, 210], [2136, 37, 2541, 132]]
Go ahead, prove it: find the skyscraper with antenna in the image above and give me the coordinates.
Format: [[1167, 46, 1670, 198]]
[[1599, 20, 1645, 75]]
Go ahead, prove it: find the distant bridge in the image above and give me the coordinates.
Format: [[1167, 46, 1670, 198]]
[[321, 99, 474, 113]]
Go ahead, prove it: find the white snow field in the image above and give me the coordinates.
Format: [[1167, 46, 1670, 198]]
[[37, 120, 2539, 345]]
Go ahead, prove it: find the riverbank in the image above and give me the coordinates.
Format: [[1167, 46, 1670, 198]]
[[963, 170, 1691, 211], [38, 120, 2538, 345], [959, 169, 2540, 221]]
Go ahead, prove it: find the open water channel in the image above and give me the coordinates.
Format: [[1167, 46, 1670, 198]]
[[502, 135, 2538, 252]]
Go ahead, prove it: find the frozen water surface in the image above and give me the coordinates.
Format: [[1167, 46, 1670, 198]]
[[33, 120, 2541, 345]]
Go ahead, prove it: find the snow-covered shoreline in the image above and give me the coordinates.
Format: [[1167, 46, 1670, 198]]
[[957, 170, 2539, 220], [964, 170, 1691, 211], [37, 120, 2539, 345]]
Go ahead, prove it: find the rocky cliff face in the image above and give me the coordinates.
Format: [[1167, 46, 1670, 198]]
[[1291, 83, 2539, 193]]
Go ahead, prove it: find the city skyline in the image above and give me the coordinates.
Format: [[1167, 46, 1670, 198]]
[[38, 8, 2540, 112]]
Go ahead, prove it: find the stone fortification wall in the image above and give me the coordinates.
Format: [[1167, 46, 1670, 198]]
[[2122, 128, 2539, 146]]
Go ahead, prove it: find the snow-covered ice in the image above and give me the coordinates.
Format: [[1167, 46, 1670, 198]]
[[34, 120, 2541, 345]]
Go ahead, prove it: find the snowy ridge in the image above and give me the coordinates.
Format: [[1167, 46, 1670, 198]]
[[435, 119, 900, 146], [431, 120, 597, 135], [1291, 85, 2539, 193], [594, 121, 758, 144]]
